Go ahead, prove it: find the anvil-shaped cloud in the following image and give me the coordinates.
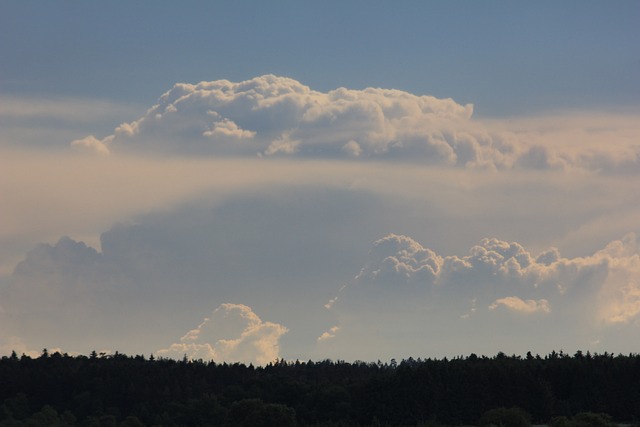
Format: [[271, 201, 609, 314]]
[[2, 75, 640, 362]]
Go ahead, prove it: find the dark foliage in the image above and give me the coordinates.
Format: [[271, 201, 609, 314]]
[[478, 407, 531, 427], [550, 412, 618, 427], [1, 350, 639, 426]]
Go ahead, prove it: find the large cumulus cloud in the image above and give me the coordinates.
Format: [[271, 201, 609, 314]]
[[348, 233, 640, 321], [319, 233, 640, 359], [82, 75, 481, 162], [4, 74, 640, 362], [74, 75, 640, 173], [0, 187, 388, 357]]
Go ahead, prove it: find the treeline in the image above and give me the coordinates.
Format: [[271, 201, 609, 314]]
[[1, 350, 640, 426]]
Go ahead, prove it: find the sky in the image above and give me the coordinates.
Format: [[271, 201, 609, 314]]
[[1, 1, 639, 364]]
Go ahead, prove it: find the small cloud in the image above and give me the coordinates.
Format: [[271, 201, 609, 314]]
[[325, 284, 346, 309], [317, 326, 340, 342], [489, 296, 551, 314], [156, 303, 288, 365], [341, 140, 363, 158], [536, 247, 561, 266], [356, 234, 442, 286], [203, 116, 256, 141], [598, 268, 640, 325], [598, 232, 638, 258], [594, 233, 640, 325], [324, 297, 338, 310], [71, 135, 110, 156], [0, 336, 40, 358], [265, 133, 300, 155], [460, 298, 477, 319]]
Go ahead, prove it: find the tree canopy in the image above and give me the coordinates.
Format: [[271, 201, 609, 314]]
[[1, 350, 639, 426]]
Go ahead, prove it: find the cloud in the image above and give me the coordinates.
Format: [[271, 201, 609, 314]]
[[354, 234, 442, 287], [3, 74, 640, 362], [85, 75, 484, 162], [0, 236, 145, 354], [8, 210, 637, 360], [320, 233, 640, 359], [594, 234, 640, 325], [67, 75, 640, 173], [71, 135, 110, 156], [3, 203, 640, 360], [317, 326, 340, 342], [203, 114, 256, 141], [0, 336, 41, 358], [341, 233, 634, 304], [489, 112, 640, 174], [0, 96, 142, 150], [489, 296, 551, 314], [0, 187, 390, 357], [156, 304, 288, 365], [8, 236, 106, 301]]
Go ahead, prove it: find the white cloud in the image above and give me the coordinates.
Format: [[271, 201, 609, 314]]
[[600, 280, 640, 325], [2, 140, 639, 358], [317, 326, 340, 342], [594, 233, 640, 325], [3, 190, 640, 360], [355, 234, 442, 286], [71, 135, 110, 156], [0, 185, 405, 357], [203, 115, 256, 141], [489, 296, 551, 314], [321, 233, 640, 359], [2, 77, 640, 361], [488, 112, 640, 174], [67, 76, 640, 174], [156, 304, 288, 365], [344, 233, 635, 307], [341, 140, 362, 157]]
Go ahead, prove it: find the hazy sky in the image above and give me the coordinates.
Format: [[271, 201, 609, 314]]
[[1, 1, 639, 363]]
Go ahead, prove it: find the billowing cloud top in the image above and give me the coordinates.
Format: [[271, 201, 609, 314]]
[[74, 75, 481, 162], [316, 232, 640, 359], [71, 75, 640, 173], [339, 233, 640, 325], [156, 303, 288, 365]]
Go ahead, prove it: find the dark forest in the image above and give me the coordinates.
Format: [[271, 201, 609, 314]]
[[1, 350, 639, 426]]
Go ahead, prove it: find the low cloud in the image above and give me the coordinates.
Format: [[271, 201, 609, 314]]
[[317, 326, 340, 342], [3, 75, 640, 362], [71, 135, 110, 156], [0, 187, 407, 357], [320, 233, 640, 359], [0, 336, 41, 358], [355, 234, 442, 286], [341, 233, 639, 307], [156, 304, 288, 365], [595, 234, 640, 325], [489, 297, 551, 314]]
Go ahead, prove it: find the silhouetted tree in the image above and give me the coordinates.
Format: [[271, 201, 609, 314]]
[[224, 399, 295, 427], [478, 407, 531, 427]]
